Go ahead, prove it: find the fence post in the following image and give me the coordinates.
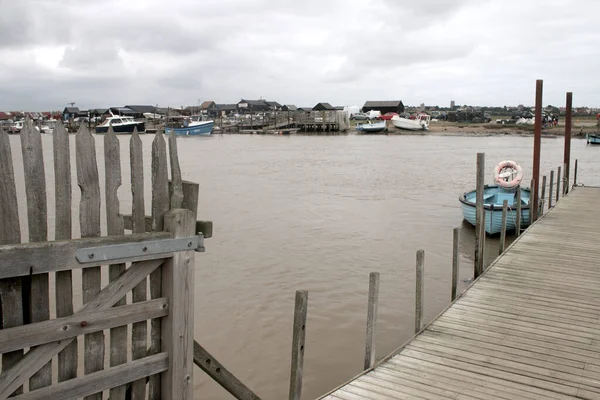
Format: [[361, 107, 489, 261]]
[[415, 249, 424, 334], [289, 290, 308, 400], [474, 153, 485, 278], [556, 166, 561, 203], [530, 179, 535, 224], [515, 186, 522, 237], [452, 228, 459, 301], [499, 200, 508, 255], [364, 272, 380, 370], [563, 163, 568, 196], [574, 159, 578, 186], [540, 175, 546, 217], [162, 209, 196, 400], [549, 170, 554, 208]]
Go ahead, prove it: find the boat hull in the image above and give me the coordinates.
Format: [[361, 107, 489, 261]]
[[165, 121, 214, 136], [356, 121, 386, 133], [95, 122, 145, 134], [459, 185, 535, 235], [587, 133, 600, 145], [391, 116, 428, 131]]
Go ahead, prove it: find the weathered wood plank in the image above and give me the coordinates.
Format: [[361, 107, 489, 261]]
[[124, 214, 213, 238], [76, 124, 103, 400], [161, 209, 195, 400], [364, 272, 380, 370], [0, 258, 165, 398], [130, 128, 147, 400], [168, 132, 183, 209], [0, 232, 172, 278], [53, 120, 77, 383], [12, 353, 168, 400], [451, 228, 459, 301], [104, 125, 128, 400], [0, 297, 168, 354], [0, 128, 24, 396], [20, 117, 52, 390], [149, 131, 169, 400], [193, 341, 262, 400], [415, 249, 424, 334], [289, 290, 308, 400]]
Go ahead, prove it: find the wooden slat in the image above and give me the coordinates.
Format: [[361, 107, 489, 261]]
[[123, 215, 213, 238], [130, 128, 147, 400], [13, 353, 168, 400], [321, 187, 600, 400], [53, 120, 77, 382], [0, 232, 172, 278], [0, 128, 24, 396], [76, 124, 103, 400], [168, 131, 183, 209], [0, 258, 165, 399], [161, 209, 195, 400], [0, 297, 168, 354], [104, 125, 128, 400], [21, 118, 52, 390], [149, 131, 169, 400]]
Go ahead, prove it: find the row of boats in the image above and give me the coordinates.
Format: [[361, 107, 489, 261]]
[[95, 114, 215, 136], [355, 114, 431, 133]]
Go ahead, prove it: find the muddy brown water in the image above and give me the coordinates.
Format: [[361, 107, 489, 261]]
[[8, 133, 600, 399]]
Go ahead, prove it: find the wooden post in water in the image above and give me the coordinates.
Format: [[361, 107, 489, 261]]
[[451, 228, 459, 301], [530, 179, 535, 224], [540, 176, 547, 217], [499, 200, 508, 255], [532, 79, 543, 221], [364, 272, 380, 370], [289, 290, 308, 400], [563, 163, 568, 196], [415, 249, 424, 334], [564, 92, 572, 194], [515, 186, 522, 237], [474, 153, 485, 279], [548, 170, 554, 208], [574, 159, 578, 186], [556, 166, 561, 203]]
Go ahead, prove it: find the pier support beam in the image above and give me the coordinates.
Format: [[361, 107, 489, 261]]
[[532, 79, 543, 222], [564, 92, 573, 194], [474, 153, 485, 278]]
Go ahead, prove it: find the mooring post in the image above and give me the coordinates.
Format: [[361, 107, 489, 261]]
[[549, 170, 554, 208], [563, 163, 568, 196], [556, 166, 561, 203], [540, 175, 547, 217], [499, 200, 508, 255], [474, 153, 485, 279], [289, 290, 308, 400], [564, 92, 573, 194], [364, 272, 380, 370], [574, 159, 578, 187], [415, 250, 425, 334], [452, 228, 459, 301], [530, 179, 536, 224], [532, 79, 543, 221], [515, 186, 522, 237]]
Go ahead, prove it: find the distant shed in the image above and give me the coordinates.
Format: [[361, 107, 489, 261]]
[[362, 100, 405, 114], [313, 102, 335, 111], [282, 105, 298, 112]]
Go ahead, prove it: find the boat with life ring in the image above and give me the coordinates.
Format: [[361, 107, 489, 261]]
[[459, 160, 540, 235]]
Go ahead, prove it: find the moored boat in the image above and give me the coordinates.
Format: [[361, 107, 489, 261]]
[[165, 115, 214, 136], [95, 115, 145, 134], [391, 114, 430, 131], [586, 133, 600, 145], [356, 120, 386, 133]]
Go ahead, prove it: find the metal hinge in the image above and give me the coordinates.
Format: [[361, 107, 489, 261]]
[[76, 235, 205, 264]]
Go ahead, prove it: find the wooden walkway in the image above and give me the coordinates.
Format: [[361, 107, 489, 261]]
[[321, 186, 600, 400]]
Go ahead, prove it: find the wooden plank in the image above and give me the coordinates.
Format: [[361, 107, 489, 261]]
[[0, 297, 168, 354], [161, 209, 195, 400], [474, 153, 484, 277], [76, 124, 103, 400], [556, 165, 561, 202], [168, 132, 183, 209], [289, 290, 308, 400], [104, 124, 128, 400], [20, 117, 52, 390], [0, 258, 165, 398], [515, 186, 522, 237], [53, 120, 77, 382], [124, 214, 213, 238], [13, 353, 168, 400], [0, 128, 24, 396], [130, 128, 147, 400], [364, 272, 380, 370], [0, 232, 172, 278], [451, 228, 459, 301], [193, 341, 262, 400], [415, 250, 424, 334], [149, 131, 169, 400], [499, 200, 508, 254], [548, 170, 554, 208]]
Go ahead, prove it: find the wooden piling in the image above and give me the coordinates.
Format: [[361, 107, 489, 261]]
[[556, 166, 561, 203], [563, 163, 568, 196], [540, 176, 547, 217], [499, 200, 508, 255], [530, 179, 535, 224], [574, 159, 578, 186], [452, 228, 459, 301], [532, 79, 543, 221], [289, 290, 308, 400], [515, 186, 522, 237], [549, 170, 554, 208], [564, 92, 572, 194], [364, 272, 380, 370], [415, 249, 424, 334], [474, 153, 485, 278]]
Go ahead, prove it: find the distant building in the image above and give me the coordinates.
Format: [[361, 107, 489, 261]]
[[109, 107, 137, 117], [282, 105, 298, 112], [216, 104, 238, 116], [334, 106, 345, 111], [237, 99, 270, 113], [63, 107, 80, 121], [361, 101, 404, 114], [450, 100, 455, 109], [125, 105, 157, 115], [265, 101, 282, 111], [312, 102, 335, 111], [298, 107, 313, 112]]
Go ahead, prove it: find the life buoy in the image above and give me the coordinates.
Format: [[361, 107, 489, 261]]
[[494, 160, 523, 189]]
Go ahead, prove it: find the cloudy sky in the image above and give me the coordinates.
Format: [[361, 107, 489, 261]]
[[1, 0, 599, 111]]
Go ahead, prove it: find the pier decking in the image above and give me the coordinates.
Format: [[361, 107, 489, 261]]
[[321, 186, 600, 400]]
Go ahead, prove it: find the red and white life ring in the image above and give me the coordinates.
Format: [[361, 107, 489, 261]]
[[493, 160, 523, 189]]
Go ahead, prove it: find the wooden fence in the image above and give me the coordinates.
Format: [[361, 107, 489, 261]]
[[0, 119, 204, 399]]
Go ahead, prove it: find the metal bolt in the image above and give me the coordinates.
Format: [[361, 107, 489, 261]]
[[62, 325, 68, 331], [88, 253, 95, 259], [142, 246, 148, 252], [162, 303, 168, 309], [80, 321, 88, 327], [187, 241, 193, 247]]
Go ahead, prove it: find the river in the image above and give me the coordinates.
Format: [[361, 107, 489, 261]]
[[7, 132, 600, 399]]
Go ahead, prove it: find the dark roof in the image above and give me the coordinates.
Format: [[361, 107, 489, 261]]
[[125, 105, 157, 113], [313, 102, 335, 110], [63, 107, 79, 113], [298, 107, 313, 112], [110, 107, 137, 115], [334, 106, 344, 110], [89, 108, 109, 114], [282, 105, 298, 111], [200, 101, 216, 109], [265, 101, 281, 108], [216, 104, 238, 111], [239, 99, 268, 106], [363, 100, 403, 108]]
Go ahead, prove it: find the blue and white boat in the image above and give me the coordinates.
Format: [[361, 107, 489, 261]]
[[586, 133, 600, 145], [459, 160, 537, 235], [165, 115, 214, 136], [356, 120, 386, 133]]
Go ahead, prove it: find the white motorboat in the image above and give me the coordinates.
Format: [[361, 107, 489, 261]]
[[391, 114, 431, 131], [95, 115, 145, 134]]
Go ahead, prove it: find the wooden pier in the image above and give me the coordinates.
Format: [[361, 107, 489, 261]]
[[320, 185, 600, 400]]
